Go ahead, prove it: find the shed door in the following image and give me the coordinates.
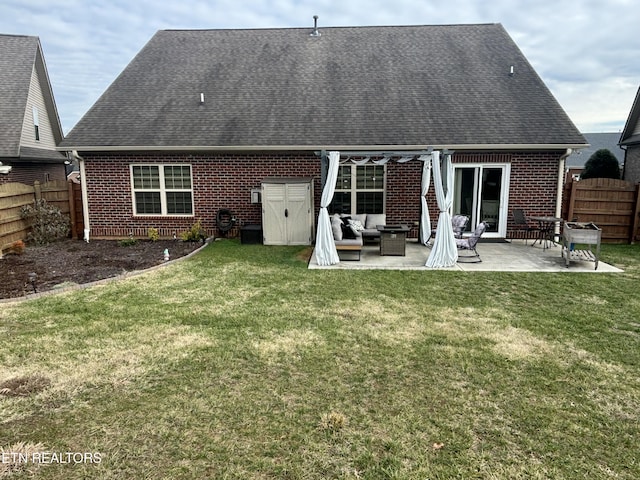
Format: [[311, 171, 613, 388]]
[[262, 181, 312, 245], [286, 183, 312, 245], [262, 183, 287, 245]]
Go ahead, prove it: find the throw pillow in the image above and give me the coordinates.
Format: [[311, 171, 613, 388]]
[[347, 219, 364, 237], [331, 215, 344, 241], [341, 222, 357, 239], [349, 219, 365, 232], [340, 223, 356, 240]]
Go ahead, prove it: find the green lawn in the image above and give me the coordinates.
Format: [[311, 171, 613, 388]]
[[1, 240, 639, 479]]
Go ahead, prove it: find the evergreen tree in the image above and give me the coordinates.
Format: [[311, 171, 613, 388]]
[[580, 149, 621, 180]]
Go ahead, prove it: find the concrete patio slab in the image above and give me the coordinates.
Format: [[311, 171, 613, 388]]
[[309, 239, 623, 272]]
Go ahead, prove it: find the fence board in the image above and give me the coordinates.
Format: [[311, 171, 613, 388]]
[[562, 178, 640, 244], [0, 180, 81, 251]]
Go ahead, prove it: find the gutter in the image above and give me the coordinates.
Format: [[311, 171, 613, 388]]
[[57, 143, 589, 153], [73, 150, 91, 242], [555, 148, 572, 236]]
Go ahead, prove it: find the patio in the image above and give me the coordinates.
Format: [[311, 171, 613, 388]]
[[309, 239, 623, 272]]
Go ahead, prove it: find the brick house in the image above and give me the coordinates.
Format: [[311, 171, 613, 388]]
[[0, 34, 67, 185], [620, 85, 640, 184], [60, 23, 586, 241]]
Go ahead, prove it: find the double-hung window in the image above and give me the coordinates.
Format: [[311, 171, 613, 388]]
[[131, 165, 193, 215], [331, 164, 385, 214]]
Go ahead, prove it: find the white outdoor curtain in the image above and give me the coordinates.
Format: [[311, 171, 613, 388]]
[[426, 152, 458, 267], [314, 151, 341, 266], [418, 154, 432, 245]]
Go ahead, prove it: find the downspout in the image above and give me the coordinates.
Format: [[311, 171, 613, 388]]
[[555, 148, 572, 237], [73, 150, 90, 242]]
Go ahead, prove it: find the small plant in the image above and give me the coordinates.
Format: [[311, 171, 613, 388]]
[[319, 411, 347, 433], [180, 219, 207, 242], [20, 200, 70, 245], [7, 240, 26, 255], [147, 227, 160, 242], [118, 237, 138, 247]]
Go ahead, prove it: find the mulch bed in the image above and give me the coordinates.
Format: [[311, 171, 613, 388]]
[[1, 239, 203, 300]]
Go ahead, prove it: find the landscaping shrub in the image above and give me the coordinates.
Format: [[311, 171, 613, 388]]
[[147, 227, 160, 242], [20, 200, 71, 245], [118, 237, 138, 247], [180, 219, 207, 242]]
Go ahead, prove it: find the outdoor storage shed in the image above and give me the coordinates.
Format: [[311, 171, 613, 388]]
[[261, 177, 314, 245]]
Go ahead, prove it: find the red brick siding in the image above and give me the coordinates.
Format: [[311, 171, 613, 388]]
[[386, 151, 563, 237], [83, 150, 563, 239], [385, 160, 423, 237], [506, 151, 562, 219], [83, 152, 320, 239]]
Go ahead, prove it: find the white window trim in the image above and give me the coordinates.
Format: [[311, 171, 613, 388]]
[[130, 164, 194, 216], [335, 164, 386, 214]]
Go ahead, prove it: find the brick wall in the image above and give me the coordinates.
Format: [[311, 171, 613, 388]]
[[0, 163, 66, 185], [83, 152, 320, 239], [82, 150, 563, 239], [506, 151, 563, 220]]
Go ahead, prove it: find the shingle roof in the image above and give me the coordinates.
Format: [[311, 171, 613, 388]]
[[62, 24, 586, 150], [0, 34, 65, 160], [566, 133, 625, 167], [619, 85, 640, 147], [0, 34, 37, 157]]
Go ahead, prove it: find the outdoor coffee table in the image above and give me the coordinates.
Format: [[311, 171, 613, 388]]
[[376, 224, 410, 256]]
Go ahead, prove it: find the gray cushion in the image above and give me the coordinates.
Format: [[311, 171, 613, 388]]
[[365, 214, 386, 229]]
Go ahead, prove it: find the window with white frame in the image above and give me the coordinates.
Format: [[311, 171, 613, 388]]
[[330, 164, 385, 214], [131, 165, 193, 215]]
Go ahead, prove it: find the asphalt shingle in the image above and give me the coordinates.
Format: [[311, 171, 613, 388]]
[[62, 24, 586, 149]]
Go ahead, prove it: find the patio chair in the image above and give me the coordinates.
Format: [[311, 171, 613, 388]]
[[511, 208, 537, 244], [452, 214, 470, 239], [429, 214, 469, 244], [456, 221, 487, 262]]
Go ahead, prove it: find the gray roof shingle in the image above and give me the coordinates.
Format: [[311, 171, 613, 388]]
[[0, 34, 66, 161], [566, 133, 625, 167], [62, 24, 586, 150], [0, 34, 37, 157], [619, 85, 640, 147]]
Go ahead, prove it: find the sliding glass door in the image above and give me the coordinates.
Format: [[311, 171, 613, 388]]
[[453, 164, 510, 237]]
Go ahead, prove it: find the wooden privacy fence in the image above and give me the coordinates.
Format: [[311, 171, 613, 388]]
[[562, 178, 640, 244], [0, 180, 84, 251]]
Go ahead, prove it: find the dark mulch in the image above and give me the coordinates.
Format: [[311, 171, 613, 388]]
[[0, 239, 203, 300]]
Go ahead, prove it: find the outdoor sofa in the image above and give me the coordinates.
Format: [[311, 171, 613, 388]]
[[331, 213, 387, 260]]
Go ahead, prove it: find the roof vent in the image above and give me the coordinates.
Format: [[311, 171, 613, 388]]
[[509, 65, 515, 76], [310, 15, 320, 37]]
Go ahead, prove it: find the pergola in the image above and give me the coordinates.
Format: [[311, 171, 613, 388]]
[[314, 150, 457, 268]]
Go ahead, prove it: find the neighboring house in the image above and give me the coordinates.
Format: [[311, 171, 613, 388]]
[[0, 34, 67, 185], [620, 85, 640, 184], [60, 23, 587, 241], [565, 133, 625, 182]]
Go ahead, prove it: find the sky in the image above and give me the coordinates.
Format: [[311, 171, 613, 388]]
[[1, 0, 638, 136]]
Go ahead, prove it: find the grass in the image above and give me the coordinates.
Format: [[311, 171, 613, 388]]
[[1, 240, 639, 479]]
